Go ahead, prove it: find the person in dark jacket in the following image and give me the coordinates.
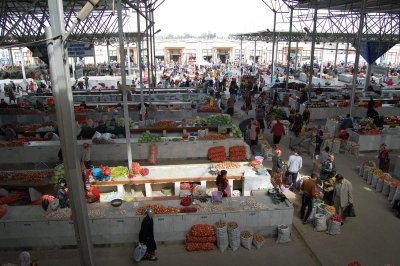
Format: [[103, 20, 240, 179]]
[[216, 170, 229, 197], [139, 208, 158, 261], [339, 114, 354, 130]]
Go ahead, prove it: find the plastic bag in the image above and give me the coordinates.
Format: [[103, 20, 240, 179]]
[[314, 214, 327, 232], [367, 171, 373, 185], [307, 206, 317, 222], [327, 219, 341, 235], [375, 178, 384, 192], [241, 235, 253, 250], [0, 204, 7, 219], [227, 226, 240, 251], [371, 174, 379, 188], [148, 144, 158, 165], [388, 184, 396, 201], [391, 187, 400, 206], [276, 224, 291, 243], [49, 198, 60, 211], [382, 181, 391, 196], [343, 203, 356, 217], [215, 224, 229, 253], [133, 243, 147, 262]]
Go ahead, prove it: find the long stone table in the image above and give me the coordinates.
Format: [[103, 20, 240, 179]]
[[0, 196, 293, 248]]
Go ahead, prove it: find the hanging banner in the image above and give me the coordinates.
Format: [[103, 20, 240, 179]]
[[353, 40, 397, 64], [67, 42, 94, 58]]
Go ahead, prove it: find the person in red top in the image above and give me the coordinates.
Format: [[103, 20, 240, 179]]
[[271, 118, 286, 145], [84, 181, 100, 203]]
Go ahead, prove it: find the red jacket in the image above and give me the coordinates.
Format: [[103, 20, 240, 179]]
[[271, 122, 285, 136], [85, 186, 100, 203]]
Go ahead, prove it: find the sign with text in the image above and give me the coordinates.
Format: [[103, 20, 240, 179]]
[[371, 65, 389, 76], [67, 42, 94, 58]]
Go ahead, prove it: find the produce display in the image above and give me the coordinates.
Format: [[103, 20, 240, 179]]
[[180, 197, 192, 206], [138, 132, 162, 143], [186, 234, 216, 243], [369, 167, 384, 176], [272, 109, 288, 119], [153, 121, 177, 127], [180, 183, 191, 190], [148, 144, 158, 165], [355, 129, 382, 135], [198, 133, 227, 140], [0, 194, 21, 205], [135, 204, 180, 215], [307, 102, 329, 108], [230, 125, 243, 138], [202, 114, 232, 126], [227, 221, 238, 230], [330, 214, 343, 223], [229, 146, 246, 161], [180, 207, 197, 213], [215, 161, 241, 170], [185, 242, 215, 251], [253, 234, 265, 243], [105, 117, 133, 127], [197, 105, 221, 113], [110, 166, 129, 180], [190, 224, 215, 237], [52, 163, 65, 184], [215, 220, 226, 228], [207, 146, 227, 162], [240, 197, 268, 211], [240, 230, 252, 238], [131, 162, 141, 175], [0, 170, 51, 184]]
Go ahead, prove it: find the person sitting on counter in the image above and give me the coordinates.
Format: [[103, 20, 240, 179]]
[[339, 114, 354, 130], [84, 181, 100, 203]]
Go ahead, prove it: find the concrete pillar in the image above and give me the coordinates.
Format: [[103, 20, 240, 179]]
[[295, 41, 299, 71], [19, 48, 26, 80], [9, 48, 14, 66], [271, 11, 277, 83], [349, 0, 367, 116], [308, 8, 318, 90], [46, 0, 94, 265], [285, 6, 293, 90], [117, 0, 133, 171], [320, 42, 325, 77], [127, 41, 131, 76], [240, 37, 243, 66], [344, 42, 349, 67], [333, 42, 339, 72], [364, 63, 373, 90], [106, 42, 111, 64]]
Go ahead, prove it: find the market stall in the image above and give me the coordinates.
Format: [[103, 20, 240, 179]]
[[0, 195, 293, 248]]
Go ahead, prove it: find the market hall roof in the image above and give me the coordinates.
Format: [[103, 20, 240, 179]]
[[230, 31, 400, 43], [0, 0, 161, 48], [293, 0, 400, 14]]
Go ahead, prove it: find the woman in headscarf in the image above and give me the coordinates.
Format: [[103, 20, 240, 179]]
[[139, 208, 158, 261], [216, 170, 229, 197], [378, 143, 390, 172]]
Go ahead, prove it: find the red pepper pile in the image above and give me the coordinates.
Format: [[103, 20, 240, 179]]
[[330, 214, 343, 222]]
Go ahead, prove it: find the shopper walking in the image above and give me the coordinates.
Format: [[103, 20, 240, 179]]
[[292, 110, 303, 137], [333, 174, 353, 217], [271, 149, 284, 188], [320, 154, 336, 185], [300, 173, 318, 223], [314, 127, 324, 159], [139, 208, 158, 261], [302, 106, 311, 125], [378, 143, 390, 172], [249, 119, 260, 154], [255, 105, 265, 133], [244, 92, 252, 115], [265, 106, 273, 129], [226, 95, 235, 116], [271, 118, 286, 145], [287, 149, 303, 192]]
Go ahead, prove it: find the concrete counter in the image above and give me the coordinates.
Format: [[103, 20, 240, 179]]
[[0, 196, 293, 247], [308, 106, 399, 120], [0, 138, 250, 164]]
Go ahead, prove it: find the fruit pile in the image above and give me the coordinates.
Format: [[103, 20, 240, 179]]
[[330, 214, 343, 222], [180, 207, 197, 213], [0, 170, 51, 184], [153, 121, 177, 127], [138, 132, 162, 143], [215, 161, 240, 170], [356, 129, 382, 135], [186, 224, 216, 252], [230, 125, 243, 138], [110, 166, 129, 180], [208, 146, 227, 162], [202, 114, 232, 126], [135, 204, 180, 215], [198, 133, 227, 140], [229, 146, 246, 161], [197, 105, 221, 113], [369, 167, 384, 176]]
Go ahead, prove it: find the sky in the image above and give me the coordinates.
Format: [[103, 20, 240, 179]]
[[153, 0, 280, 36]]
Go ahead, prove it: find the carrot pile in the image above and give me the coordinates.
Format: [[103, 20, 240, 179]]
[[198, 133, 227, 140], [208, 146, 227, 162], [229, 145, 246, 161]]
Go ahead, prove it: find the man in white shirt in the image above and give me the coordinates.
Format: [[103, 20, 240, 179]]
[[287, 149, 303, 192]]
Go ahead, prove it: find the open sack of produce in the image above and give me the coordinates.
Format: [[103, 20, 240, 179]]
[[240, 230, 253, 250], [252, 234, 265, 249], [185, 224, 216, 252], [215, 220, 228, 253], [227, 221, 240, 251], [276, 224, 291, 243]]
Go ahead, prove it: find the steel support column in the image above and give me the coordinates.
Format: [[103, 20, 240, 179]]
[[308, 8, 318, 90], [145, 3, 151, 87], [285, 6, 293, 91], [239, 37, 243, 66], [127, 41, 131, 76], [254, 40, 257, 73], [106, 41, 110, 64], [364, 63, 373, 90], [333, 42, 339, 72], [117, 0, 133, 171], [19, 48, 26, 80], [9, 48, 14, 66], [350, 0, 367, 116], [344, 42, 349, 67], [271, 11, 277, 83], [136, 0, 144, 105], [320, 42, 325, 77], [46, 0, 94, 265], [295, 41, 299, 71], [93, 45, 97, 75]]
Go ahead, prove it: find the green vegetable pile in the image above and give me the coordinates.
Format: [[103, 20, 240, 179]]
[[272, 109, 288, 119], [52, 163, 65, 184], [138, 132, 162, 143], [203, 114, 233, 126], [110, 166, 129, 180], [105, 117, 133, 127], [229, 125, 243, 138]]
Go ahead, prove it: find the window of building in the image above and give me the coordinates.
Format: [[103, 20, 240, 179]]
[[202, 49, 212, 56], [186, 49, 196, 61], [386, 52, 397, 65], [110, 50, 117, 62]]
